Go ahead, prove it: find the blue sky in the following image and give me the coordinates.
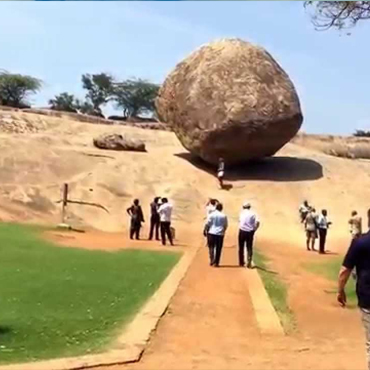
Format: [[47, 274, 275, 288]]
[[0, 1, 369, 134]]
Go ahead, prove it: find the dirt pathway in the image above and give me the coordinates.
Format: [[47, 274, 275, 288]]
[[96, 235, 366, 370]]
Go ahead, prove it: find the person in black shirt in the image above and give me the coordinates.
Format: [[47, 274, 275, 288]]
[[148, 197, 161, 241], [127, 199, 145, 240], [338, 230, 370, 369]]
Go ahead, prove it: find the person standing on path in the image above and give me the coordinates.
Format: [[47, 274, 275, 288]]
[[238, 202, 260, 268], [299, 200, 311, 223], [204, 203, 228, 267], [148, 197, 161, 241], [158, 198, 174, 246], [127, 199, 145, 240], [337, 230, 370, 370], [304, 208, 318, 251], [317, 209, 332, 254], [217, 158, 225, 189], [349, 211, 362, 239]]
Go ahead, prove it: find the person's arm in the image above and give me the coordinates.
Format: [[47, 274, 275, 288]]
[[139, 206, 145, 223], [338, 240, 357, 307], [224, 216, 228, 233], [254, 215, 260, 231], [337, 266, 352, 307], [204, 215, 213, 236], [126, 206, 132, 216]]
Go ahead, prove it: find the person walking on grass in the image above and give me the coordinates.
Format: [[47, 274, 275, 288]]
[[304, 207, 318, 251], [217, 158, 225, 189], [158, 198, 174, 246], [148, 197, 161, 241], [317, 209, 332, 254], [204, 203, 228, 267], [349, 210, 362, 240], [127, 199, 145, 240], [337, 226, 370, 370], [238, 202, 260, 268]]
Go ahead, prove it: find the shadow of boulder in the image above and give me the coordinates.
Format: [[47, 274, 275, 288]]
[[175, 153, 323, 182]]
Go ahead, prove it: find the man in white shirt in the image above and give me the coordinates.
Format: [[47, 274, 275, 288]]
[[158, 198, 174, 246], [238, 202, 260, 268], [317, 209, 332, 254], [204, 203, 228, 267]]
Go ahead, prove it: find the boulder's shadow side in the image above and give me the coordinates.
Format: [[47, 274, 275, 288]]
[[174, 153, 323, 182]]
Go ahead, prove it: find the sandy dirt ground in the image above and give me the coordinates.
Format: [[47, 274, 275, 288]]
[[1, 110, 370, 369]]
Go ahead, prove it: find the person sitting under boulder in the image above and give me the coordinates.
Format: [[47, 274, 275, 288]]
[[217, 158, 225, 189]]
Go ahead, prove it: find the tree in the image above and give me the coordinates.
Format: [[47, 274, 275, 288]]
[[81, 73, 114, 117], [354, 129, 370, 138], [112, 79, 160, 118], [49, 92, 80, 113], [305, 1, 370, 30], [0, 71, 42, 108]]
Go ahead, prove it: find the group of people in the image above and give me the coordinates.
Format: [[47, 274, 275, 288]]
[[299, 200, 369, 254], [299, 200, 332, 254], [126, 197, 174, 246], [203, 198, 260, 268]]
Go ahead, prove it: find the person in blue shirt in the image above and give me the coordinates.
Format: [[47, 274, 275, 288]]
[[204, 202, 228, 267]]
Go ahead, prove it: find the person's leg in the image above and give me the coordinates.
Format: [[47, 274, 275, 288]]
[[361, 308, 370, 370], [238, 230, 245, 266], [135, 223, 141, 240], [130, 220, 135, 240], [155, 218, 160, 240], [149, 216, 154, 240], [246, 231, 255, 268], [319, 229, 327, 254], [165, 222, 174, 245], [208, 234, 216, 266], [160, 222, 166, 245], [218, 175, 223, 189], [311, 231, 316, 251], [214, 235, 224, 266], [306, 231, 311, 251]]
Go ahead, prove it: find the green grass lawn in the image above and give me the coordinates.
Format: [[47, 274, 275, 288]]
[[0, 223, 180, 364], [254, 250, 295, 333], [304, 256, 357, 307]]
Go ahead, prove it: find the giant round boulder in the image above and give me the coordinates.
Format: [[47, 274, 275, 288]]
[[156, 38, 303, 165]]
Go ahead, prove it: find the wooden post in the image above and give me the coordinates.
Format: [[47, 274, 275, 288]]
[[61, 183, 69, 224]]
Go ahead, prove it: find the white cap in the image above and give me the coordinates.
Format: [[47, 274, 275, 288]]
[[243, 202, 251, 209]]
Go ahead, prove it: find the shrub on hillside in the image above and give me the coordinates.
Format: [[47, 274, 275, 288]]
[[354, 130, 370, 138]]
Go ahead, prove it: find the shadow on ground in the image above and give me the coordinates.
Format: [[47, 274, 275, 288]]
[[175, 153, 323, 182]]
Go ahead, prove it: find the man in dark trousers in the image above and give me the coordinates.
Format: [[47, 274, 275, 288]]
[[158, 198, 174, 246], [204, 203, 228, 267], [148, 197, 160, 241], [317, 209, 332, 254], [127, 199, 145, 240], [337, 221, 370, 370], [238, 202, 260, 268]]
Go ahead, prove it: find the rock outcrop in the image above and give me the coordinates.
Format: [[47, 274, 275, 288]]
[[156, 38, 303, 165], [93, 134, 146, 152]]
